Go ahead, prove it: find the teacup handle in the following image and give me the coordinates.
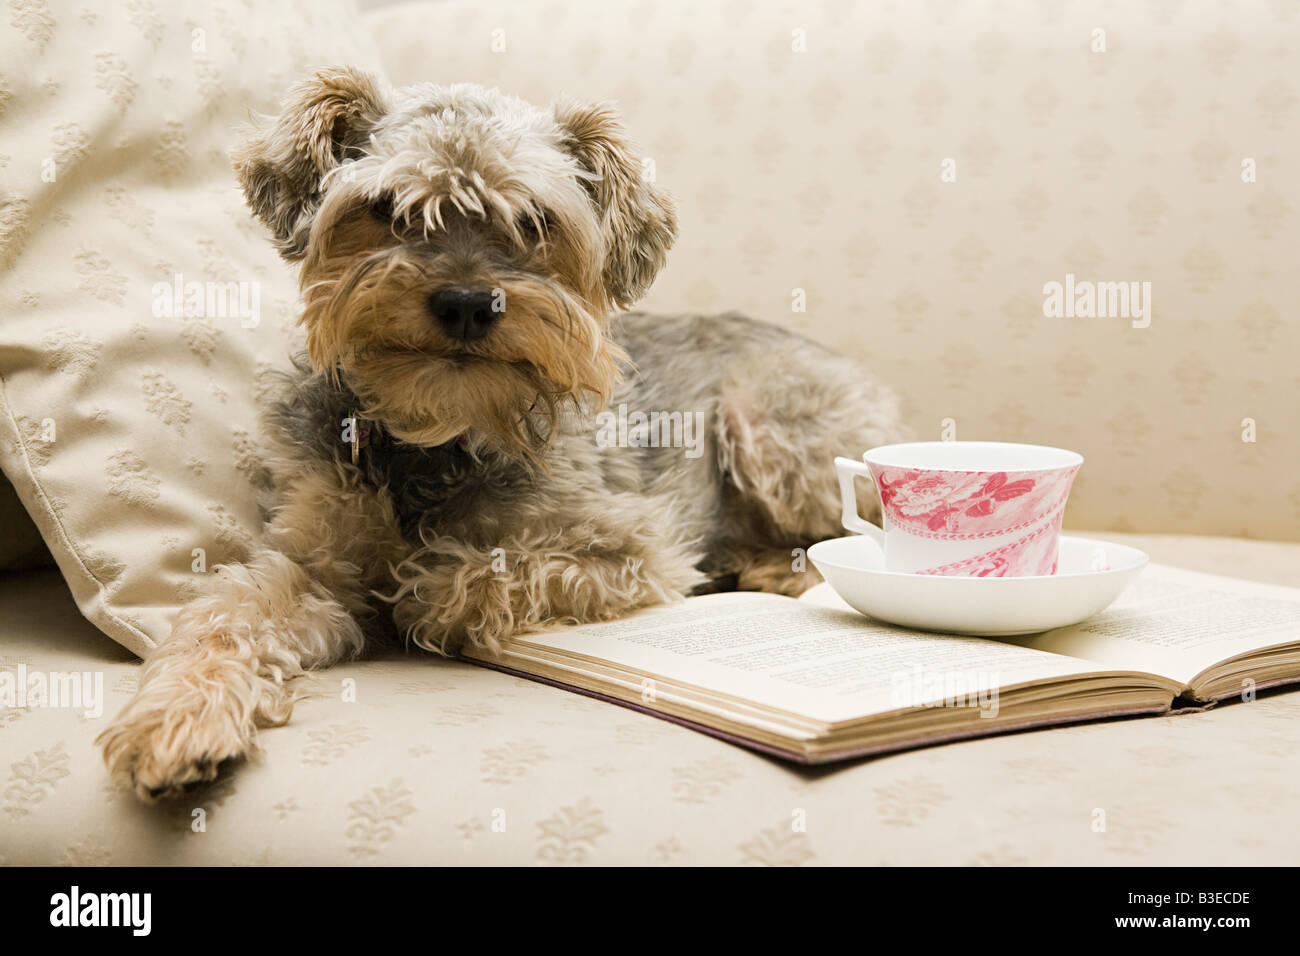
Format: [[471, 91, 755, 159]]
[[834, 457, 886, 547]]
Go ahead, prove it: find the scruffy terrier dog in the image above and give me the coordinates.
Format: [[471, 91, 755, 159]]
[[98, 68, 904, 800]]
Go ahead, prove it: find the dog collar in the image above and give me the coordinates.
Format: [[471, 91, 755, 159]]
[[349, 413, 467, 464], [349, 412, 375, 465]]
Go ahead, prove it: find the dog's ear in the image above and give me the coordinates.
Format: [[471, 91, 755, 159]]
[[233, 67, 388, 260], [554, 99, 677, 307]]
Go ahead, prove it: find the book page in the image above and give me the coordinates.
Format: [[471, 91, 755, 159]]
[[487, 591, 1109, 724], [1003, 565, 1300, 687]]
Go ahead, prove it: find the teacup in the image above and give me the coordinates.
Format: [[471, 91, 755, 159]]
[[834, 442, 1082, 577]]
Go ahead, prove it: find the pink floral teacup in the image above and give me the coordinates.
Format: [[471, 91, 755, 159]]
[[834, 442, 1082, 577]]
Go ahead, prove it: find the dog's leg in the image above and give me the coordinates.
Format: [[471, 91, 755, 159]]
[[98, 464, 406, 801], [387, 497, 706, 654], [727, 546, 820, 596], [98, 549, 356, 800], [715, 344, 908, 594]]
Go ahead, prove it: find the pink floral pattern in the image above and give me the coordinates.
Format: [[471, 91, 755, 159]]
[[869, 464, 1080, 577], [871, 466, 1079, 540], [914, 521, 1062, 577]]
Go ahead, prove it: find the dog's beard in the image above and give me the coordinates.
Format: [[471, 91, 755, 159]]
[[300, 247, 625, 460]]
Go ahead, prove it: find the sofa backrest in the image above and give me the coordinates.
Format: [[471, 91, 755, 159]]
[[372, 0, 1300, 541]]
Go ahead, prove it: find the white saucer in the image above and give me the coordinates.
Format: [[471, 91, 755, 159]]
[[807, 535, 1149, 636]]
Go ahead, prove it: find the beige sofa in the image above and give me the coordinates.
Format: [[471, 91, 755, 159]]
[[2, 1, 1298, 864]]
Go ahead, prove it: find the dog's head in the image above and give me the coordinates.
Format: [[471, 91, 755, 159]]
[[233, 67, 676, 454]]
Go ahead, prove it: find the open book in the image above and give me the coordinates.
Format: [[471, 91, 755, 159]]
[[463, 563, 1300, 763]]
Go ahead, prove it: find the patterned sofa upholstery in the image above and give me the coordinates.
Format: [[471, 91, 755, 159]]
[[3, 531, 1299, 865]]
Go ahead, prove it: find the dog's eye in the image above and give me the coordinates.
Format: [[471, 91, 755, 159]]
[[369, 195, 395, 221], [516, 211, 554, 240]]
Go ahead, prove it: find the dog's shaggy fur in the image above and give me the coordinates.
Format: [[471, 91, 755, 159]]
[[98, 68, 905, 800]]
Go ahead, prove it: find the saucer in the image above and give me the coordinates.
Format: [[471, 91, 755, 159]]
[[806, 535, 1148, 636]]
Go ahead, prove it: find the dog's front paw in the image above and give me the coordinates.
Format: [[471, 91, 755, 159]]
[[98, 698, 250, 803], [391, 537, 703, 656], [393, 560, 518, 656]]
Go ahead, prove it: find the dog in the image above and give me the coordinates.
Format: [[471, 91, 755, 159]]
[[98, 68, 905, 800]]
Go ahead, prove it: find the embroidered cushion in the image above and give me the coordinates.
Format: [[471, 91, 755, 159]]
[[0, 0, 384, 655]]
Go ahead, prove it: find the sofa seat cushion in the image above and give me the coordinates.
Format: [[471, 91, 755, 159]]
[[2, 531, 1298, 865]]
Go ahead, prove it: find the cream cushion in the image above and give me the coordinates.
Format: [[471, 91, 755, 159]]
[[370, 0, 1300, 542], [0, 0, 385, 656], [1, 531, 1298, 865]]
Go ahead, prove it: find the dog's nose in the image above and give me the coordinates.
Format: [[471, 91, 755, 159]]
[[428, 289, 499, 342]]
